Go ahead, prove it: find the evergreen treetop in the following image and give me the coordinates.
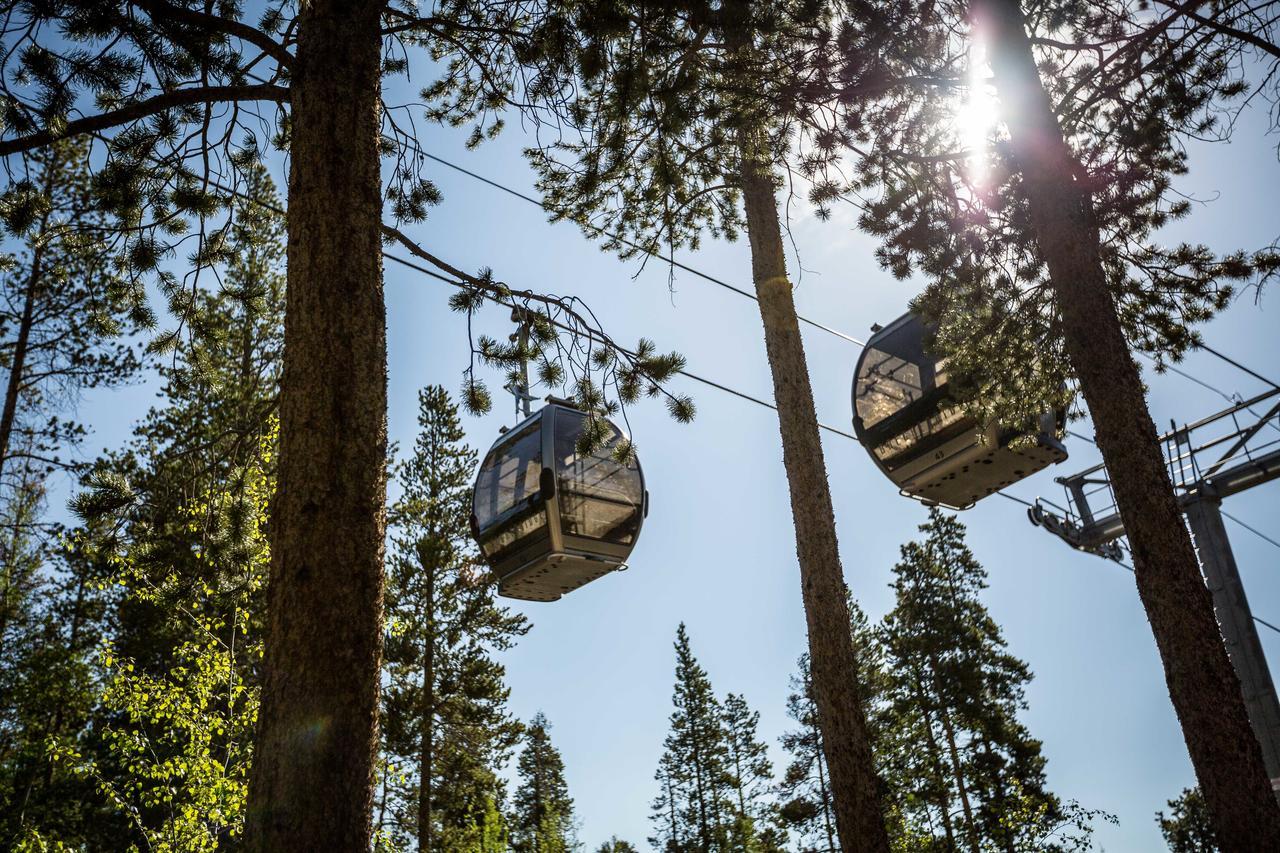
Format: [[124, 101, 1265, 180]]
[[512, 711, 577, 853], [381, 383, 526, 852]]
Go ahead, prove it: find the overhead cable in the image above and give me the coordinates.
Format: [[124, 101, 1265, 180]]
[[382, 253, 860, 440], [1222, 509, 1280, 552], [420, 151, 867, 347]]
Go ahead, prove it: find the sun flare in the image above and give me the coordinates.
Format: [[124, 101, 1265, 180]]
[[958, 36, 998, 187]]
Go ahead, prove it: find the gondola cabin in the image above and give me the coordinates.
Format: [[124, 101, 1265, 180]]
[[471, 400, 647, 601], [852, 312, 1068, 509]]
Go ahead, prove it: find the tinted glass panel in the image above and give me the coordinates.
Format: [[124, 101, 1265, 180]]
[[480, 511, 549, 565], [473, 420, 543, 531], [871, 403, 973, 471], [855, 318, 931, 429], [553, 409, 643, 546]]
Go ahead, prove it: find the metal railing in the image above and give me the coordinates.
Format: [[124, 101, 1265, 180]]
[[1029, 388, 1280, 559]]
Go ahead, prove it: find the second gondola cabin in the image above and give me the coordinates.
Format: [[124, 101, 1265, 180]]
[[852, 312, 1068, 509], [471, 400, 647, 601]]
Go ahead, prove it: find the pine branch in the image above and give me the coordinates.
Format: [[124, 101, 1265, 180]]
[[127, 0, 295, 68], [1154, 0, 1280, 61], [0, 84, 291, 157]]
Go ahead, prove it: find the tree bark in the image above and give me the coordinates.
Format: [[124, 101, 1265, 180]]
[[735, 138, 890, 853], [975, 0, 1280, 847], [244, 0, 387, 848], [0, 253, 39, 485], [724, 6, 890, 848]]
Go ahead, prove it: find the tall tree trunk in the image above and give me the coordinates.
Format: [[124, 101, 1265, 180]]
[[418, 559, 437, 853], [975, 0, 1280, 848], [928, 656, 979, 853], [909, 671, 958, 850], [722, 4, 890, 851], [734, 128, 890, 853], [244, 1, 388, 848]]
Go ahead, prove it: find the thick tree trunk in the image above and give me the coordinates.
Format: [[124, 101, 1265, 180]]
[[720, 7, 889, 850], [975, 0, 1280, 848], [244, 1, 388, 849], [732, 102, 892, 853]]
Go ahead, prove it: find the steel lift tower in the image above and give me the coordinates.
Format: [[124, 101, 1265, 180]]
[[1029, 388, 1280, 796]]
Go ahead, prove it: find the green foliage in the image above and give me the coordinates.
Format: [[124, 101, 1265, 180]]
[[827, 0, 1280, 429], [3, 162, 285, 850], [48, 438, 271, 852], [1156, 788, 1218, 852], [779, 518, 1111, 852], [0, 528, 111, 849], [651, 623, 777, 853], [512, 711, 577, 853], [379, 384, 527, 850], [595, 837, 639, 852], [450, 293, 692, 437], [0, 137, 144, 482], [876, 509, 1106, 851], [525, 0, 825, 260], [721, 693, 784, 852], [79, 163, 284, 685], [777, 601, 888, 853]]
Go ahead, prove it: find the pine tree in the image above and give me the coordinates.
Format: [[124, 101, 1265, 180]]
[[778, 656, 839, 853], [651, 750, 689, 853], [821, 1, 1280, 842], [380, 384, 527, 851], [0, 5, 685, 842], [779, 603, 890, 853], [721, 693, 780, 852], [1156, 788, 1218, 853], [878, 509, 1100, 852], [0, 137, 143, 489], [596, 838, 639, 853], [83, 161, 285, 680], [511, 712, 576, 853], [526, 4, 890, 846], [650, 623, 734, 852], [1, 165, 287, 848], [38, 431, 273, 851], [0, 138, 143, 838], [0, 524, 111, 848]]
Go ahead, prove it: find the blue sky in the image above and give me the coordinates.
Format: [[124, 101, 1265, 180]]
[[382, 101, 1280, 850], [59, 61, 1280, 853]]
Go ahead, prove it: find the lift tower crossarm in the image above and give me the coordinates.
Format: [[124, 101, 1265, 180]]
[[1037, 388, 1280, 551], [1027, 386, 1280, 797]]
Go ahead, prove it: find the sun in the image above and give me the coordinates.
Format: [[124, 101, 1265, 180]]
[[957, 35, 998, 188]]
